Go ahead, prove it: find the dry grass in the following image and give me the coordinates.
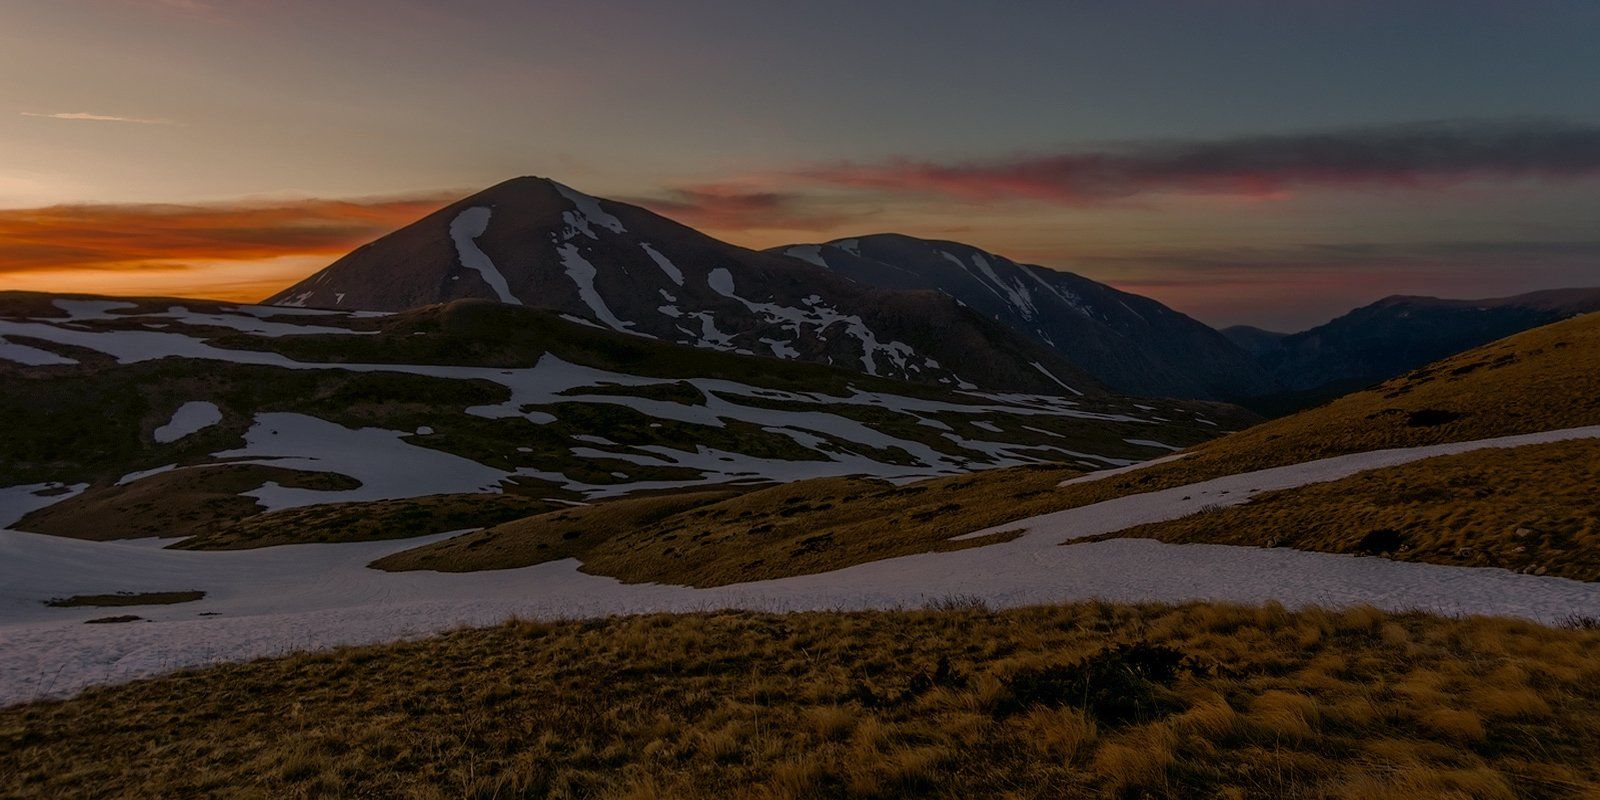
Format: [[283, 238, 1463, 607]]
[[6, 602, 1600, 798], [44, 591, 204, 608], [13, 465, 357, 542], [373, 467, 1079, 584], [1033, 311, 1600, 512], [12, 461, 557, 548], [1091, 438, 1600, 580], [174, 492, 560, 550]]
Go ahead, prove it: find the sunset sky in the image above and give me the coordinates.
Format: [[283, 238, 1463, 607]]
[[4, 0, 1600, 330]]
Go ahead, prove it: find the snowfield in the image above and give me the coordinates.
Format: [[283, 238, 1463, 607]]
[[0, 304, 1187, 501], [4, 425, 1600, 706]]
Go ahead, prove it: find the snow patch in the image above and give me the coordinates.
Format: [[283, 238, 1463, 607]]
[[552, 180, 626, 238], [556, 244, 633, 331], [449, 207, 520, 305], [783, 244, 828, 267], [0, 336, 76, 366], [640, 243, 684, 285], [153, 402, 222, 444], [1030, 361, 1083, 396]]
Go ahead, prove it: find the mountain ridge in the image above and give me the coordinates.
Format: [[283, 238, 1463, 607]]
[[266, 177, 1100, 396], [772, 232, 1276, 401]]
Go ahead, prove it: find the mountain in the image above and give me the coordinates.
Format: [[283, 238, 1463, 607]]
[[1240, 288, 1600, 396], [772, 234, 1275, 401], [0, 291, 1246, 546], [265, 178, 1096, 396], [1076, 307, 1600, 579], [1219, 325, 1288, 359]]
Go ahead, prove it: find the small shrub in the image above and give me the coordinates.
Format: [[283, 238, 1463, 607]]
[[1355, 528, 1404, 555], [997, 642, 1189, 725]]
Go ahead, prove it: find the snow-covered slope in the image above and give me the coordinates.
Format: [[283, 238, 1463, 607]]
[[774, 234, 1276, 401], [7, 425, 1600, 705], [0, 292, 1243, 542], [266, 178, 1096, 395]]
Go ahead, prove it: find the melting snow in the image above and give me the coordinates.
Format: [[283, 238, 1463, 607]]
[[7, 426, 1600, 705], [783, 244, 829, 267], [152, 402, 222, 444], [212, 413, 509, 511], [0, 337, 76, 366], [449, 207, 520, 305], [556, 244, 633, 331], [640, 243, 684, 285], [552, 180, 626, 238], [1030, 361, 1083, 396]]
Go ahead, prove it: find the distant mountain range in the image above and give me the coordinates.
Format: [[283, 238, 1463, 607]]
[[772, 234, 1276, 400], [267, 175, 1600, 409], [1224, 288, 1600, 412]]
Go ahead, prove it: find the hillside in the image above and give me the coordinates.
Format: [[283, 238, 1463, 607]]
[[380, 310, 1600, 584], [7, 603, 1600, 799], [263, 177, 1096, 395], [1093, 437, 1600, 580], [0, 291, 1240, 547], [1237, 287, 1600, 399], [1044, 309, 1600, 503], [776, 234, 1275, 401]]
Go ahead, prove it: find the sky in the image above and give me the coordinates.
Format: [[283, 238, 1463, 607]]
[[3, 0, 1600, 331]]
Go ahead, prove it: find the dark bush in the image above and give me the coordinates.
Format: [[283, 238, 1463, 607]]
[[1406, 408, 1463, 427], [1355, 528, 1404, 555], [997, 642, 1189, 725]]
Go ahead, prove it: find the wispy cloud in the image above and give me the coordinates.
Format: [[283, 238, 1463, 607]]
[[797, 119, 1600, 205], [21, 112, 176, 125], [0, 193, 457, 275], [622, 183, 861, 233]]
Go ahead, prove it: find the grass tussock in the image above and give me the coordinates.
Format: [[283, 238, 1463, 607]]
[[373, 468, 1080, 584], [6, 602, 1600, 798], [1093, 438, 1600, 580]]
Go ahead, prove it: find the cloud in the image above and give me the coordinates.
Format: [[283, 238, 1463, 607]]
[[20, 112, 176, 125], [0, 193, 458, 275], [622, 183, 859, 233], [797, 119, 1600, 205]]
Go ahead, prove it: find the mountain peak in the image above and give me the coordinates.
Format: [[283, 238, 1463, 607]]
[[263, 179, 1099, 395]]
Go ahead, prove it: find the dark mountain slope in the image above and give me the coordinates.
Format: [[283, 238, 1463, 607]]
[[1250, 288, 1600, 394], [774, 233, 1275, 401]]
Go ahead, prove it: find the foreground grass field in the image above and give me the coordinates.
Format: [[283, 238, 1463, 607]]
[[5, 602, 1600, 799], [1090, 438, 1600, 581]]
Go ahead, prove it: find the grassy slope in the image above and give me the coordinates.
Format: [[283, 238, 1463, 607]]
[[173, 492, 563, 550], [15, 466, 359, 541], [1031, 310, 1600, 514], [1089, 438, 1600, 581], [5, 602, 1600, 799], [371, 468, 1074, 584], [380, 312, 1600, 583]]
